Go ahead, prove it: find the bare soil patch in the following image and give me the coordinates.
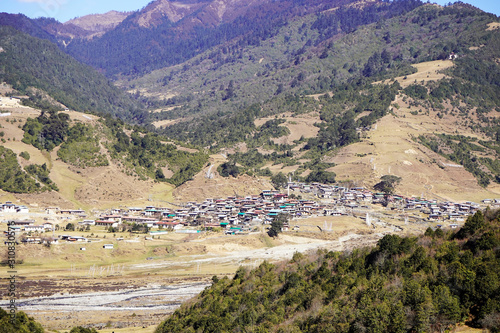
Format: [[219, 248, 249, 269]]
[[152, 118, 182, 128], [375, 60, 454, 88], [254, 112, 320, 145], [173, 154, 273, 202], [486, 22, 500, 31], [263, 162, 302, 174]]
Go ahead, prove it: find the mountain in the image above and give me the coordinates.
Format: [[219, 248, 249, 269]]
[[64, 11, 131, 37], [123, 1, 500, 194], [34, 11, 131, 41], [0, 106, 208, 208], [1, 0, 500, 200], [62, 0, 380, 77], [0, 13, 58, 43], [0, 23, 146, 122]]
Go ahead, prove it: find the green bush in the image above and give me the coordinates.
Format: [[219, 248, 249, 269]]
[[19, 151, 30, 160], [0, 146, 41, 193]]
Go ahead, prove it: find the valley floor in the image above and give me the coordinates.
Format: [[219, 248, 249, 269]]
[[0, 213, 404, 331]]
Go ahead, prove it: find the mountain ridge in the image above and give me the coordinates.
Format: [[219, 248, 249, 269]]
[[1, 1, 500, 203]]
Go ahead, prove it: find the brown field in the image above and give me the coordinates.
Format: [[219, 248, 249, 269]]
[[173, 153, 274, 202], [263, 162, 302, 174], [254, 112, 320, 144], [152, 118, 181, 128], [486, 22, 500, 31], [0, 107, 177, 210], [375, 59, 454, 88]]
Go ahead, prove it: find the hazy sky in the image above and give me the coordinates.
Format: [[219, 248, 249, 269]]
[[1, 0, 499, 23]]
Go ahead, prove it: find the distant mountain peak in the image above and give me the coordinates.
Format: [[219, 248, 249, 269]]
[[64, 10, 132, 38], [135, 0, 205, 27], [132, 0, 272, 28]]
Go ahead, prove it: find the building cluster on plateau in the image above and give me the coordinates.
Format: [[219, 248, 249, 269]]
[[2, 183, 498, 243]]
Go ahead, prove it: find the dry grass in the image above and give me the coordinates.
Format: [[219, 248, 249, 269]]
[[254, 112, 320, 144], [263, 162, 301, 174], [305, 92, 333, 100], [452, 325, 484, 333], [73, 326, 157, 333], [0, 106, 183, 209], [172, 154, 273, 202], [375, 60, 454, 88], [327, 93, 500, 201], [152, 118, 181, 128], [486, 22, 500, 31]]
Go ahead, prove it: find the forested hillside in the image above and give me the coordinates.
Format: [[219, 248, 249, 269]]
[[66, 0, 414, 77], [1, 0, 499, 192], [144, 2, 500, 187], [157, 209, 500, 332], [0, 25, 146, 122], [150, 2, 497, 127], [0, 145, 56, 194], [19, 110, 208, 187]]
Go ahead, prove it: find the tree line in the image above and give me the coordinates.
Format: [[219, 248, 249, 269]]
[[157, 209, 500, 332]]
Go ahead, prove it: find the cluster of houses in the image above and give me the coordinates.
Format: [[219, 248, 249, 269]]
[[76, 184, 495, 233], [2, 183, 499, 243], [0, 201, 29, 214]]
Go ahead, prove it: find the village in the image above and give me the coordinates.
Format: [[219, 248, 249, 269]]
[[2, 181, 497, 245]]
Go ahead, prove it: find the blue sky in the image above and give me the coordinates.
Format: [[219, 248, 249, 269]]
[[1, 0, 499, 23]]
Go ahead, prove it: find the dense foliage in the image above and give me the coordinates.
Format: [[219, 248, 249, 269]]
[[22, 110, 70, 151], [24, 163, 58, 191], [374, 175, 402, 194], [0, 25, 146, 122], [0, 146, 52, 193], [157, 210, 500, 333], [61, 0, 422, 78], [139, 0, 492, 127], [103, 118, 208, 186], [0, 308, 44, 333], [68, 327, 98, 333], [417, 134, 499, 187], [57, 123, 109, 168]]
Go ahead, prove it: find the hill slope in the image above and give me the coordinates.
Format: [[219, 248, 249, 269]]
[[0, 104, 209, 209], [1, 1, 499, 202], [62, 0, 422, 77], [137, 2, 499, 197], [157, 209, 500, 332], [0, 24, 146, 122]]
